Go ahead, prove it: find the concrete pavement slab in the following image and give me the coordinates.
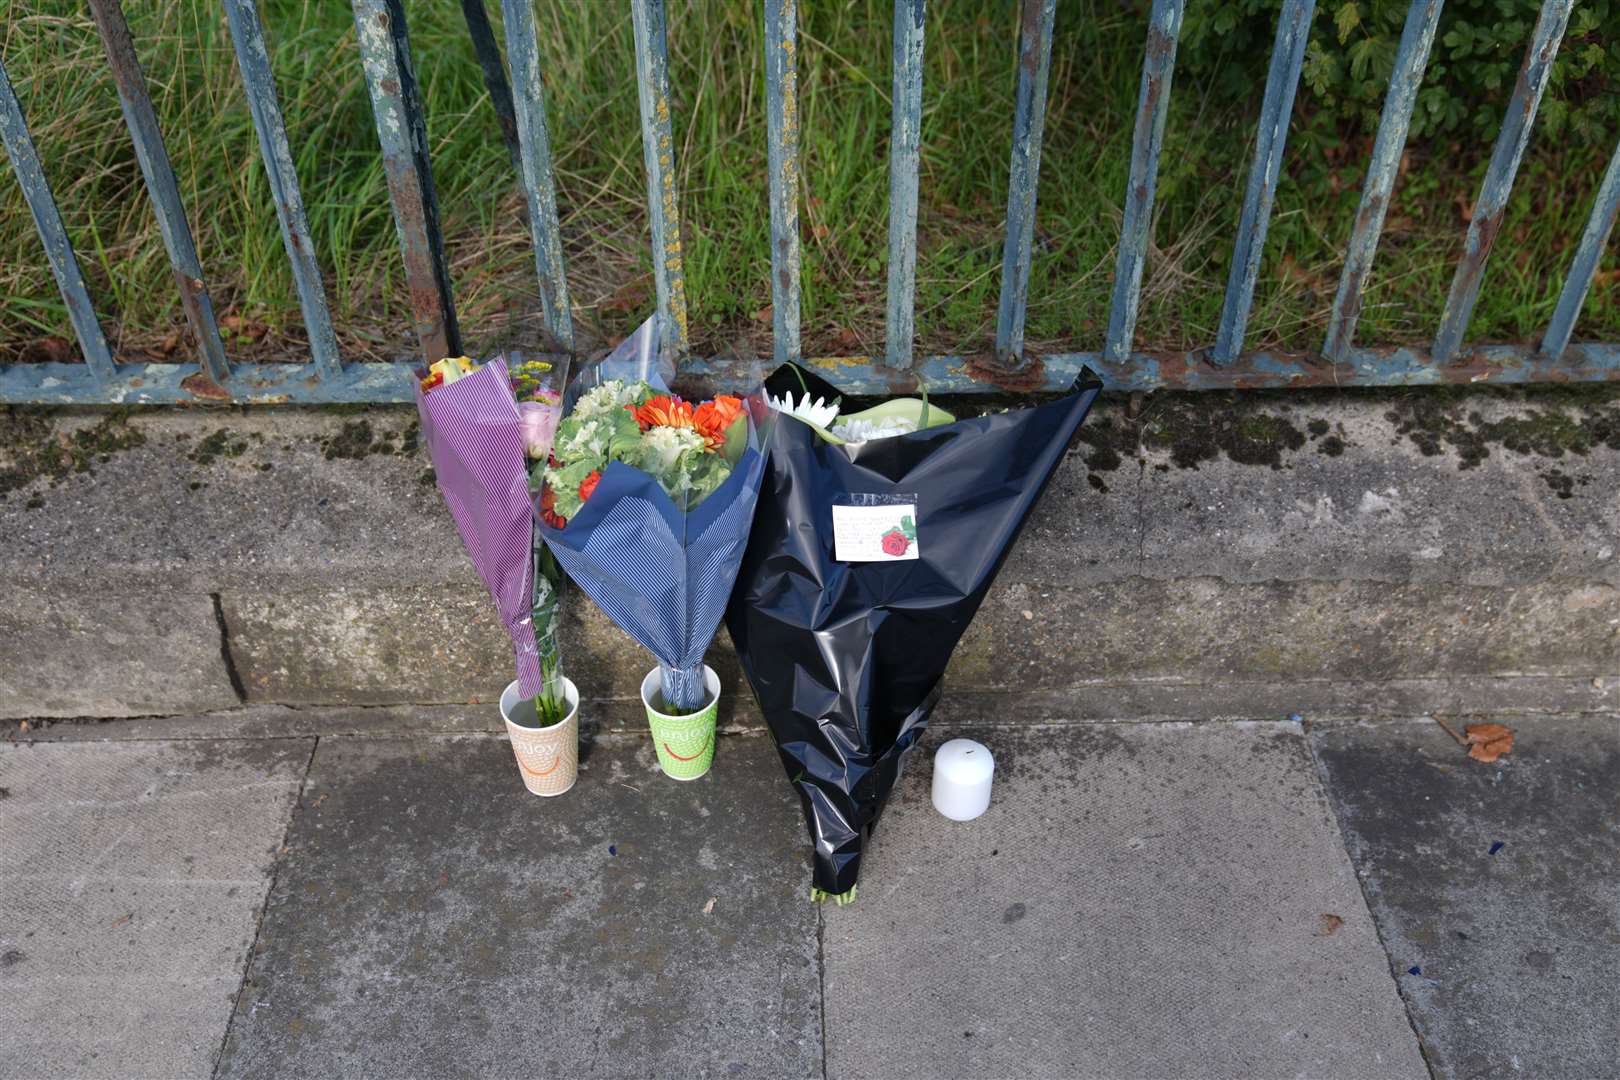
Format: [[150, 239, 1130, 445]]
[[215, 733, 819, 1080], [822, 721, 1426, 1079], [0, 739, 311, 1079], [1311, 716, 1620, 1078]]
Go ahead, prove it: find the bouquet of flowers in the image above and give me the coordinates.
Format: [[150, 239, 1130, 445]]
[[726, 363, 1102, 901], [415, 351, 572, 730], [536, 319, 767, 780]]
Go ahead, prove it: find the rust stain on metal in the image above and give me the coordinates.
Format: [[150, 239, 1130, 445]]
[[968, 350, 1048, 394], [173, 270, 211, 333], [1451, 204, 1507, 303], [1019, 0, 1042, 78], [180, 371, 230, 400], [1145, 24, 1174, 63]]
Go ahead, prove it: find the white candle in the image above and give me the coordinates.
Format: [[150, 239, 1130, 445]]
[[931, 738, 994, 821]]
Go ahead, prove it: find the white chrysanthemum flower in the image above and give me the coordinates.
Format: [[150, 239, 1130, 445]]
[[572, 379, 644, 420], [768, 390, 839, 429], [831, 416, 916, 443], [639, 424, 705, 476]]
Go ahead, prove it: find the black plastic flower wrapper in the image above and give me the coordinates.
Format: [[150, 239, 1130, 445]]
[[724, 364, 1102, 896]]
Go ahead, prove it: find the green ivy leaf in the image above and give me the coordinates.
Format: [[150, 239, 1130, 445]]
[[1348, 37, 1378, 82], [1334, 2, 1361, 43]]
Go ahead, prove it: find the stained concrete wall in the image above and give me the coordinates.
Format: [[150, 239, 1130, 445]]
[[3, 387, 1617, 720]]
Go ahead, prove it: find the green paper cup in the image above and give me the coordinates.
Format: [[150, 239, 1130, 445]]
[[640, 665, 720, 781]]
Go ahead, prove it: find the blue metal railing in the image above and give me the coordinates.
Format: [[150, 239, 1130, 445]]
[[1, 0, 1617, 405]]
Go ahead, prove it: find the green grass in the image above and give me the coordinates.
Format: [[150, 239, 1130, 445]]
[[0, 0, 1615, 366]]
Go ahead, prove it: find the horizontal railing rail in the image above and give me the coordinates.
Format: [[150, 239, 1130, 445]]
[[1, 0, 1617, 406]]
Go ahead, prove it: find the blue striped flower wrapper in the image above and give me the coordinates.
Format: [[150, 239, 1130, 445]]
[[537, 415, 767, 713], [415, 359, 545, 697]]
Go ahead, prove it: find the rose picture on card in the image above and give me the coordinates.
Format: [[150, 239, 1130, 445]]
[[832, 503, 919, 562], [881, 515, 917, 557]]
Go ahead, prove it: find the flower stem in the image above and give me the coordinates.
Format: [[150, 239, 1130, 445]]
[[530, 539, 569, 727]]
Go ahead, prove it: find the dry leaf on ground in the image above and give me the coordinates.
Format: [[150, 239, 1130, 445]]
[[1464, 722, 1515, 763], [22, 335, 74, 363], [1316, 913, 1345, 936]]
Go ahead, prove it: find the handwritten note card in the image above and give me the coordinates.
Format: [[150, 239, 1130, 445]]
[[832, 503, 919, 562]]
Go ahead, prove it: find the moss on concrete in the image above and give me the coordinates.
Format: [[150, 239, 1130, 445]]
[[189, 428, 249, 466], [0, 408, 147, 499]]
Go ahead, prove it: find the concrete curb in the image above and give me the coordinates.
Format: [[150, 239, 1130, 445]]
[[3, 386, 1617, 720]]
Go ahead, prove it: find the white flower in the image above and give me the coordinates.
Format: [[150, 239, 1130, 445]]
[[638, 424, 705, 476], [573, 379, 644, 420], [768, 390, 839, 429], [556, 417, 612, 461], [831, 416, 916, 443]]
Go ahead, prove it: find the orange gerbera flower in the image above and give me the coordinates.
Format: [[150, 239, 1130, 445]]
[[632, 394, 696, 432], [692, 395, 745, 450], [578, 469, 602, 504], [539, 485, 568, 529]]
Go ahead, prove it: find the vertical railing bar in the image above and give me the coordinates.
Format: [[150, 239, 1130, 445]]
[[1104, 0, 1184, 365], [352, 0, 461, 362], [0, 56, 117, 383], [502, 0, 575, 353], [1542, 136, 1620, 359], [1322, 0, 1444, 361], [994, 0, 1057, 369], [631, 0, 691, 361], [460, 0, 522, 173], [1211, 0, 1316, 364], [1432, 0, 1573, 364], [87, 0, 230, 385], [764, 0, 803, 367], [884, 0, 926, 370], [222, 0, 341, 380]]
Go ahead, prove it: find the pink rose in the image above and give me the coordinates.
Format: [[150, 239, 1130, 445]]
[[519, 400, 561, 461]]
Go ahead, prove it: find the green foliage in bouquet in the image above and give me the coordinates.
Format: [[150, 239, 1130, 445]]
[[540, 380, 750, 523]]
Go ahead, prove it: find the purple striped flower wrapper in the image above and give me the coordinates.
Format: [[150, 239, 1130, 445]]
[[415, 360, 545, 697]]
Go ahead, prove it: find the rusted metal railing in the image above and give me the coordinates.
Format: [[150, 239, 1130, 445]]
[[1, 0, 1616, 405]]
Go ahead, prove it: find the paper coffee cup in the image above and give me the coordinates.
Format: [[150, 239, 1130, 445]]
[[500, 677, 580, 797], [640, 665, 720, 781]]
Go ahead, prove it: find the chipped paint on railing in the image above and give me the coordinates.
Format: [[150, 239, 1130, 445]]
[[10, 0, 1620, 402], [1212, 0, 1316, 364], [686, 343, 1620, 395], [1432, 0, 1573, 364], [223, 0, 340, 380], [0, 55, 116, 383], [1323, 0, 1444, 361], [4, 341, 1619, 406], [994, 0, 1057, 370], [632, 0, 691, 359], [765, 0, 803, 367], [1104, 0, 1184, 364], [503, 0, 576, 353], [88, 0, 230, 386], [352, 0, 460, 363], [884, 0, 926, 370], [1542, 136, 1620, 360]]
